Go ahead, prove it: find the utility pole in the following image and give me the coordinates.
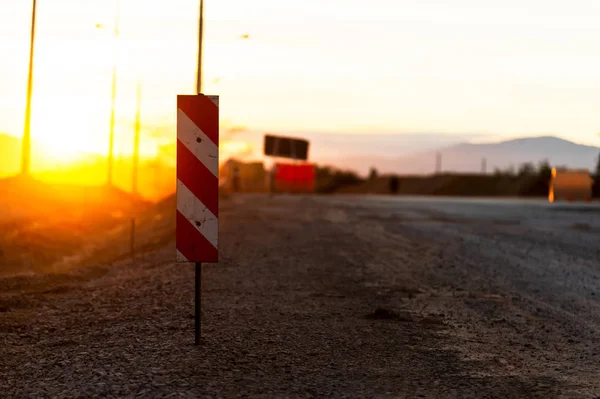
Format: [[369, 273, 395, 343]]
[[196, 0, 204, 94], [21, 0, 37, 176], [481, 158, 487, 174], [435, 152, 442, 174], [107, 0, 120, 186], [132, 81, 141, 195]]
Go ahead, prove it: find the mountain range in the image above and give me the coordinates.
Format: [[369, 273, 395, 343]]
[[313, 136, 600, 176], [220, 130, 600, 175]]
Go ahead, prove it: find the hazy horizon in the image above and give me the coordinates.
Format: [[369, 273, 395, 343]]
[[2, 0, 600, 168], [2, 0, 600, 195]]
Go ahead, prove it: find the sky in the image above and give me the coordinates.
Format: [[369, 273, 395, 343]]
[[1, 0, 600, 173]]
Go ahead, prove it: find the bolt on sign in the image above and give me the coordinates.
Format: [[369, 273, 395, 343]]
[[176, 95, 219, 263], [264, 134, 310, 161]]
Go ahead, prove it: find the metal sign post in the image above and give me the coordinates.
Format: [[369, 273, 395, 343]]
[[195, 262, 201, 345]]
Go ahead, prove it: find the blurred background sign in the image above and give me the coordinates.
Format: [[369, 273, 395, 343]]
[[264, 134, 309, 161]]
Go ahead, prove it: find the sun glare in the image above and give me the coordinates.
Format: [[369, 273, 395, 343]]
[[31, 91, 110, 162], [38, 139, 87, 163]]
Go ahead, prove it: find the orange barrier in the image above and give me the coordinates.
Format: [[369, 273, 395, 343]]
[[549, 168, 593, 203]]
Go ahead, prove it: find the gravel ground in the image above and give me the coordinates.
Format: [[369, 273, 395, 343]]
[[1, 194, 600, 398]]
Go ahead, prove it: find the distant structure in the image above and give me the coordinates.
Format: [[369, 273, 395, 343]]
[[369, 167, 378, 181], [435, 153, 442, 174], [389, 176, 399, 194], [481, 158, 487, 174], [548, 168, 593, 203], [220, 160, 267, 193]]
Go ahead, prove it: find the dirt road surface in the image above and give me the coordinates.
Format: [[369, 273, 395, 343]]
[[1, 194, 600, 398]]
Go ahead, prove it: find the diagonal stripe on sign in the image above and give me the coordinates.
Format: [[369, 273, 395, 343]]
[[177, 179, 218, 248], [177, 140, 219, 217], [176, 249, 189, 263], [177, 108, 218, 177], [176, 210, 218, 263], [177, 95, 219, 146]]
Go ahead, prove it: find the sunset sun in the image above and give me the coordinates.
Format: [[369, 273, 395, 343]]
[[31, 97, 109, 163]]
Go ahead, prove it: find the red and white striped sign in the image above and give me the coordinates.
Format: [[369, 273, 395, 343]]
[[176, 94, 219, 263]]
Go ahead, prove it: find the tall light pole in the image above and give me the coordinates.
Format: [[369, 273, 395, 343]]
[[107, 0, 120, 186], [21, 0, 37, 176], [132, 81, 142, 195], [195, 0, 248, 94], [196, 0, 204, 94]]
